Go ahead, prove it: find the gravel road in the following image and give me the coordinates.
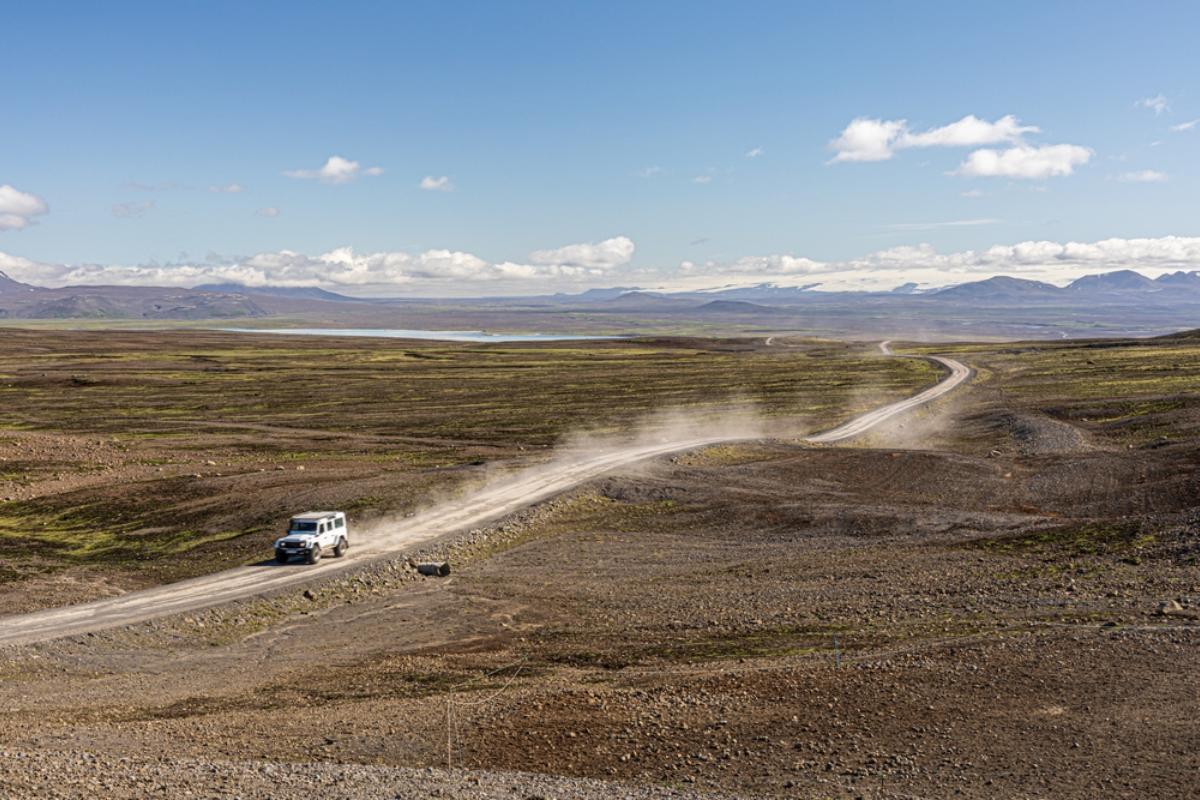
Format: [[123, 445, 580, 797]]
[[0, 344, 968, 646]]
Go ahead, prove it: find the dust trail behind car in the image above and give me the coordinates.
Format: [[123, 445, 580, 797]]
[[0, 344, 969, 646]]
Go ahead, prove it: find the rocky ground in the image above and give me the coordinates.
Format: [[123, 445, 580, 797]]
[[0, 329, 931, 614], [0, 750, 749, 800], [0, 332, 1198, 798]]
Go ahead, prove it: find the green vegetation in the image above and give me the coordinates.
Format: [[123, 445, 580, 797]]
[[912, 336, 1200, 444], [0, 329, 937, 596], [0, 331, 935, 444], [967, 521, 1155, 558]]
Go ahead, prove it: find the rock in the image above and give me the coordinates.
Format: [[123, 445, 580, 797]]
[[303, 589, 316, 601], [417, 562, 451, 577], [1156, 599, 1183, 615], [1156, 599, 1199, 619]]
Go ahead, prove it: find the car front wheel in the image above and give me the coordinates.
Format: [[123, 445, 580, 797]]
[[306, 545, 322, 564], [275, 550, 288, 563]]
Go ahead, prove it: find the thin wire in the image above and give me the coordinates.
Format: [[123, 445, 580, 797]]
[[444, 658, 527, 770]]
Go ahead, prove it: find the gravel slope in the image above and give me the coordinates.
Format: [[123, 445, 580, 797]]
[[0, 750, 746, 800]]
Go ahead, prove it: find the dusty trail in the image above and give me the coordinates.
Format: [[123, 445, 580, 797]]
[[0, 344, 969, 646]]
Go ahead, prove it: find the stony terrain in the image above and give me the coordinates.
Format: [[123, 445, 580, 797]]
[[0, 329, 931, 613], [0, 330, 1198, 798], [0, 750, 746, 800]]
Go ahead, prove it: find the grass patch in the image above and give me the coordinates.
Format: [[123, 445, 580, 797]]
[[966, 521, 1155, 558], [0, 503, 251, 565]]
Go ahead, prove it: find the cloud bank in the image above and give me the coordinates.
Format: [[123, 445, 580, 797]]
[[0, 236, 637, 294], [680, 236, 1200, 290], [2, 235, 1198, 296]]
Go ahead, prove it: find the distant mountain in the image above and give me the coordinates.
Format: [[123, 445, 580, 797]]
[[559, 286, 644, 302], [1154, 271, 1200, 291], [0, 270, 38, 296], [891, 282, 922, 295], [195, 282, 357, 302], [932, 276, 1062, 302], [0, 279, 269, 320], [1066, 270, 1158, 293], [595, 291, 692, 310], [693, 299, 783, 314]]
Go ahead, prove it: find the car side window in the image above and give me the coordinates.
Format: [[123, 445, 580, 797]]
[[337, 518, 344, 528]]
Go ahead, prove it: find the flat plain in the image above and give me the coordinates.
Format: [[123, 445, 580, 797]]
[[1, 328, 1197, 799]]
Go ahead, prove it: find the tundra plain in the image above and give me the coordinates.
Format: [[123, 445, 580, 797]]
[[0, 329, 1198, 799]]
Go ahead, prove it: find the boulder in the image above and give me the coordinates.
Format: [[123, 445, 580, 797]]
[[417, 561, 451, 577]]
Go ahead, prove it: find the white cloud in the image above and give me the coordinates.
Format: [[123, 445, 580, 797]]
[[0, 235, 637, 295], [675, 235, 1200, 291], [7, 234, 1200, 296], [1117, 169, 1168, 183], [682, 254, 825, 276], [744, 146, 764, 158], [954, 144, 1093, 179], [256, 207, 281, 218], [1170, 118, 1199, 132], [961, 189, 985, 198], [692, 175, 713, 184], [829, 114, 1037, 162], [419, 175, 454, 192], [0, 250, 59, 283], [0, 185, 49, 231], [1136, 94, 1170, 115], [828, 117, 908, 162], [528, 236, 635, 269], [900, 114, 1038, 149], [209, 183, 244, 193], [285, 155, 382, 184], [636, 166, 663, 178], [112, 201, 154, 218], [885, 218, 1001, 232]]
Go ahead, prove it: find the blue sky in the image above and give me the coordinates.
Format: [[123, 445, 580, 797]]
[[2, 1, 1199, 295]]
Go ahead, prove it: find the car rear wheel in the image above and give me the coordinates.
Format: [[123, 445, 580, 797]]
[[333, 538, 347, 557], [306, 545, 322, 564]]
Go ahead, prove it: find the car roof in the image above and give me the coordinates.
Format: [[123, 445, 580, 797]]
[[291, 511, 342, 520]]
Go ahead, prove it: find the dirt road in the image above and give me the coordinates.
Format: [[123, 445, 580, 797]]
[[0, 344, 969, 646]]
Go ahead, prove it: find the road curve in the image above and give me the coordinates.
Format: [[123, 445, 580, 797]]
[[806, 341, 970, 443], [0, 343, 969, 646]]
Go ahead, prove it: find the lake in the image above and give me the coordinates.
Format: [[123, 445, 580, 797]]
[[221, 328, 620, 343]]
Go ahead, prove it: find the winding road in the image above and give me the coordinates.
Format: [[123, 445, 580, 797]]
[[0, 342, 969, 646]]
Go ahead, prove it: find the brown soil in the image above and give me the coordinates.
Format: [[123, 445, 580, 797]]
[[0, 332, 1198, 798]]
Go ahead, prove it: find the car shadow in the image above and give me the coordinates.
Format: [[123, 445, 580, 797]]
[[251, 557, 318, 567]]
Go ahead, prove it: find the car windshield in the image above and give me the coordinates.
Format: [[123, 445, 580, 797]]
[[290, 521, 318, 532]]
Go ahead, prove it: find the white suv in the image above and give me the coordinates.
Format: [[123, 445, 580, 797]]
[[274, 511, 349, 564]]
